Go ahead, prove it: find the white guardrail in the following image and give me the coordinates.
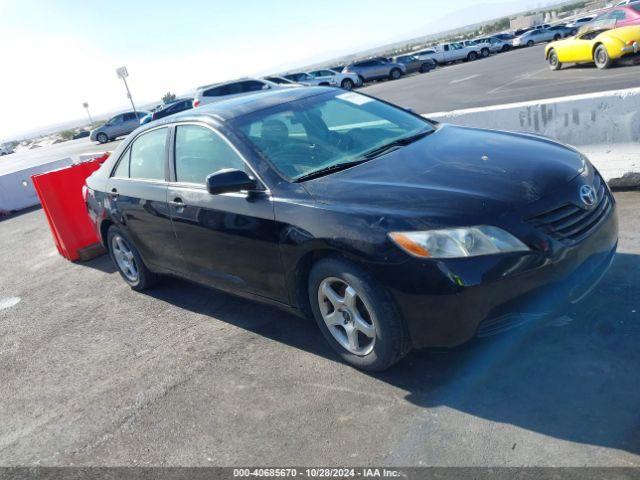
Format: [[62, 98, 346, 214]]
[[0, 153, 107, 213], [425, 87, 640, 188]]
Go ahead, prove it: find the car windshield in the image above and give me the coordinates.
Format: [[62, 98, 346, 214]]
[[231, 91, 434, 181]]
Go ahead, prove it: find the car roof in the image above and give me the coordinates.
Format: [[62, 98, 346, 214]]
[[196, 77, 267, 91], [155, 86, 335, 124]]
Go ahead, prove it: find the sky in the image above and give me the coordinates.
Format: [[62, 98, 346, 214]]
[[0, 0, 552, 141]]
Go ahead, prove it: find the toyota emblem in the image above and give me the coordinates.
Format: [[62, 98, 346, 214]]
[[579, 185, 597, 208]]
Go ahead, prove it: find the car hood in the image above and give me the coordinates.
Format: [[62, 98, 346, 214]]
[[301, 124, 585, 225]]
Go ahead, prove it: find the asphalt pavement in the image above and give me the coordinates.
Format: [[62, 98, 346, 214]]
[[362, 45, 640, 113], [0, 193, 638, 466]]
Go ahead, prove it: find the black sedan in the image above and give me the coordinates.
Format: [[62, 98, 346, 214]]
[[85, 87, 618, 371], [140, 97, 194, 125]]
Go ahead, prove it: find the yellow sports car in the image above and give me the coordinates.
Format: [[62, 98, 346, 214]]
[[545, 25, 640, 70]]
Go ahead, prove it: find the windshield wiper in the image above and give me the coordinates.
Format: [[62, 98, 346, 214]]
[[294, 129, 434, 183], [359, 129, 433, 160], [295, 159, 370, 182]]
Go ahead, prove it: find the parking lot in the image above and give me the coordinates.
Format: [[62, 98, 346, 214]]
[[363, 45, 640, 113], [1, 192, 638, 466]]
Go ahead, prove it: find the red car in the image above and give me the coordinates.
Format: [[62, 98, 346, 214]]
[[591, 3, 640, 27]]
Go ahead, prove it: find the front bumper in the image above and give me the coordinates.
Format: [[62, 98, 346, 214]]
[[374, 196, 618, 349]]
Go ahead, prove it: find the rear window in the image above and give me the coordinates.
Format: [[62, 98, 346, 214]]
[[633, 4, 640, 12]]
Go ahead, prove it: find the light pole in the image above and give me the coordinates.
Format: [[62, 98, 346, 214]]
[[116, 66, 137, 116], [82, 102, 93, 125]]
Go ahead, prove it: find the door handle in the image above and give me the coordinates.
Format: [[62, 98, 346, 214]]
[[169, 198, 185, 212], [110, 188, 119, 199]]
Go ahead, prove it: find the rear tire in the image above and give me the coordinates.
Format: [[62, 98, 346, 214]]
[[389, 68, 402, 80], [548, 48, 562, 71], [308, 257, 410, 371], [341, 78, 354, 90], [553, 34, 561, 41], [594, 44, 612, 69], [96, 132, 109, 144], [481, 48, 490, 58], [107, 226, 159, 291], [467, 51, 478, 61]]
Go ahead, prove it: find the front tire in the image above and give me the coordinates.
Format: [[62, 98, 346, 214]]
[[389, 68, 402, 80], [341, 78, 354, 90], [107, 226, 159, 291], [594, 44, 612, 69], [548, 48, 562, 71], [308, 257, 410, 371], [96, 132, 109, 144]]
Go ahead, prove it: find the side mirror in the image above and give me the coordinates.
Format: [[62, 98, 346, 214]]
[[206, 169, 258, 195], [404, 107, 414, 113]]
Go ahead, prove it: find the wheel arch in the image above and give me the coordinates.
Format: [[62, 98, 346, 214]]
[[288, 248, 346, 318], [592, 38, 620, 59], [99, 218, 114, 251]]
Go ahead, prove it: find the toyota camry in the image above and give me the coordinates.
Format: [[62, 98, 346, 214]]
[[85, 87, 618, 371]]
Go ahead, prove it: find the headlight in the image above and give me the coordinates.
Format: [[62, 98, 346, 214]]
[[389, 226, 529, 259]]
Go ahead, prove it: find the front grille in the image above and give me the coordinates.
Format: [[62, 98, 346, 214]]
[[527, 178, 612, 244]]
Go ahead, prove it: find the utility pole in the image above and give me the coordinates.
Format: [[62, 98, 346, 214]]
[[115, 66, 137, 116], [82, 102, 93, 125]]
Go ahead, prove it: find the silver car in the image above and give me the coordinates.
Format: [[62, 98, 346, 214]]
[[513, 25, 575, 47], [90, 111, 149, 144], [283, 72, 337, 87], [342, 57, 407, 83], [308, 69, 362, 90]]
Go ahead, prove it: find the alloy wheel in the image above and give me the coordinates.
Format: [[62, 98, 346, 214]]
[[317, 277, 376, 356], [111, 234, 139, 282]]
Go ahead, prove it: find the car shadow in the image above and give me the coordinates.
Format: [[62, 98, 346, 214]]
[[82, 253, 117, 274], [140, 252, 640, 455]]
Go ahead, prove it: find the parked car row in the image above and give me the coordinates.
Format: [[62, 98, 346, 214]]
[[513, 1, 640, 49], [91, 2, 640, 145]]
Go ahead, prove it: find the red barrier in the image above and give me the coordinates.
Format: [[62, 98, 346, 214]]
[[32, 154, 109, 261]]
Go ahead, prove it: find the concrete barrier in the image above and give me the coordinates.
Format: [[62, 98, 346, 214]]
[[425, 87, 640, 187], [0, 152, 108, 212]]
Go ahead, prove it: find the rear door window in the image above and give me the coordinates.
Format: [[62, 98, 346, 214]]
[[203, 86, 222, 97], [240, 80, 267, 92], [129, 128, 168, 181]]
